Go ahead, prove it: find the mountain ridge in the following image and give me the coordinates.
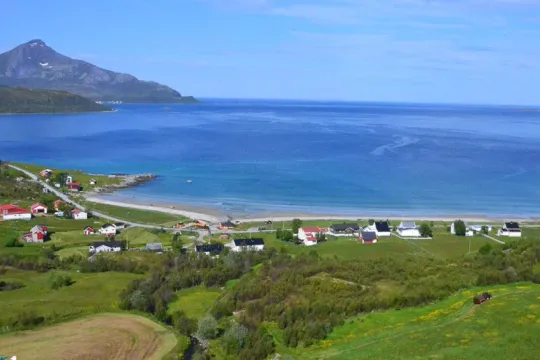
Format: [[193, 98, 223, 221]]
[[0, 40, 197, 104]]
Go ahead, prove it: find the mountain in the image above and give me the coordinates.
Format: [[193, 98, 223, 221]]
[[0, 40, 197, 104], [0, 86, 112, 114]]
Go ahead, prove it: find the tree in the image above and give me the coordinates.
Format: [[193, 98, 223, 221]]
[[453, 220, 467, 236], [291, 219, 303, 234], [172, 233, 183, 252], [223, 323, 249, 353], [172, 311, 197, 335], [53, 172, 68, 185], [280, 230, 294, 242], [316, 232, 326, 243], [368, 219, 375, 225], [478, 243, 492, 255], [481, 225, 489, 235], [197, 314, 219, 340], [419, 223, 433, 237]]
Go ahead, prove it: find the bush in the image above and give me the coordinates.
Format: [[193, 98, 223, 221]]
[[50, 273, 74, 290], [196, 315, 219, 340], [5, 237, 23, 248], [0, 280, 25, 291], [419, 223, 433, 237], [223, 323, 249, 353]]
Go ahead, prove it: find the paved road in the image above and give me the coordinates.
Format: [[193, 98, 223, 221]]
[[8, 164, 275, 243]]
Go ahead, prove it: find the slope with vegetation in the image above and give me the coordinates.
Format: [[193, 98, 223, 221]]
[[0, 86, 111, 113]]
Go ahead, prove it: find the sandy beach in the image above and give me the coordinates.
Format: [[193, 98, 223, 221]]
[[83, 193, 540, 224]]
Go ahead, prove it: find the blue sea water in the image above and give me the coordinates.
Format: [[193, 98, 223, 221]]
[[1, 99, 540, 217]]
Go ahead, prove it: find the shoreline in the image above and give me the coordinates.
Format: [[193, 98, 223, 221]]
[[0, 109, 117, 116], [83, 193, 540, 224]]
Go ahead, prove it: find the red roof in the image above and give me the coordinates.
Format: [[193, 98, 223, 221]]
[[31, 202, 47, 210], [301, 227, 322, 233], [72, 209, 81, 214], [0, 204, 31, 215], [71, 182, 81, 186], [54, 200, 63, 206]]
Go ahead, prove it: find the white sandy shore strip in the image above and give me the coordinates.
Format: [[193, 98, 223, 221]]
[[83, 195, 540, 224]]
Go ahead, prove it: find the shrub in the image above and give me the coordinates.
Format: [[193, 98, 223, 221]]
[[419, 223, 433, 237], [196, 315, 218, 340], [453, 220, 467, 236]]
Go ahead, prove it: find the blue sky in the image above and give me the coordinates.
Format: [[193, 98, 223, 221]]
[[3, 0, 540, 104]]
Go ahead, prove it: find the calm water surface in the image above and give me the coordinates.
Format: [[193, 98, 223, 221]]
[[1, 99, 540, 217]]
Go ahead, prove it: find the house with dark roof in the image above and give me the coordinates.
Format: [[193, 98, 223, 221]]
[[114, 222, 126, 230], [231, 238, 265, 252], [89, 241, 124, 254], [328, 223, 360, 236], [374, 221, 391, 237], [498, 222, 521, 237], [196, 244, 224, 256], [360, 230, 378, 244], [219, 220, 236, 230]]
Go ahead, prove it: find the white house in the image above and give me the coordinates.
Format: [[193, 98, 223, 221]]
[[374, 221, 392, 237], [450, 221, 474, 237], [397, 222, 421, 237], [0, 204, 32, 221], [297, 227, 327, 246], [498, 222, 522, 237], [470, 225, 492, 233], [89, 241, 124, 254], [99, 223, 117, 236], [72, 209, 88, 220], [231, 238, 265, 252]]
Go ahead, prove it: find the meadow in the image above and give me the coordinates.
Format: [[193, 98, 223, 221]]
[[86, 201, 183, 225], [0, 313, 178, 360], [168, 287, 223, 319], [277, 283, 540, 360]]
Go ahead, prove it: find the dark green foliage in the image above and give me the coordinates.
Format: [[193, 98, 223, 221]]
[[196, 315, 218, 340], [316, 232, 327, 242], [172, 233, 183, 252], [0, 87, 111, 113], [453, 220, 467, 236], [0, 280, 25, 291], [49, 273, 74, 290], [368, 219, 375, 225], [479, 243, 492, 255], [419, 223, 433, 237], [277, 229, 294, 242], [172, 311, 197, 336], [291, 219, 303, 234], [9, 311, 45, 330], [5, 237, 23, 248], [481, 225, 489, 235], [222, 323, 249, 354]]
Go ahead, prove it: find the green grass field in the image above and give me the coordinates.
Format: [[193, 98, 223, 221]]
[[11, 162, 123, 191], [276, 283, 540, 360], [168, 287, 223, 319], [0, 268, 141, 325], [86, 201, 183, 225]]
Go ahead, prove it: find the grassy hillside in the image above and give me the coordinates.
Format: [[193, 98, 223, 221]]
[[0, 87, 111, 113], [278, 283, 540, 360]]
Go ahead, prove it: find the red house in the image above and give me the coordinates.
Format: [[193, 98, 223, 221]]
[[360, 231, 378, 244], [30, 202, 48, 215], [67, 182, 81, 192], [22, 225, 48, 243], [83, 226, 95, 235]]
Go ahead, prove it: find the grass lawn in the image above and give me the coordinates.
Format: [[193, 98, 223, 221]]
[[168, 287, 223, 319], [55, 246, 89, 259], [10, 161, 122, 191], [0, 268, 141, 325], [276, 283, 540, 360], [87, 201, 183, 225], [0, 313, 177, 360]]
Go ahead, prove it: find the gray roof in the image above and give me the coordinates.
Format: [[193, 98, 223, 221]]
[[146, 243, 163, 251], [361, 231, 377, 241], [400, 221, 417, 229]]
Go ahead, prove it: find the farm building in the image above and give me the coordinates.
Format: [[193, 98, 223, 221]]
[[219, 220, 236, 230], [328, 223, 360, 236], [0, 204, 32, 221], [498, 222, 521, 237], [298, 227, 328, 246], [397, 222, 421, 237], [72, 209, 88, 220], [89, 241, 124, 254], [231, 238, 265, 252], [360, 230, 378, 244], [22, 225, 48, 243], [67, 182, 81, 192], [30, 202, 48, 215], [83, 226, 95, 235]]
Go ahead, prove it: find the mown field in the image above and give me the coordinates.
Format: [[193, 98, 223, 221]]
[[277, 283, 540, 360], [0, 313, 178, 360], [85, 201, 184, 225]]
